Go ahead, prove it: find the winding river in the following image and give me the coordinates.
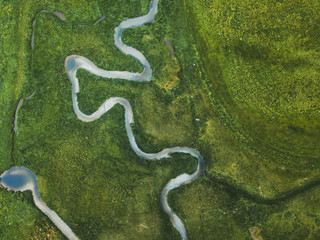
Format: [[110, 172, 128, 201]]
[[1, 1, 204, 239]]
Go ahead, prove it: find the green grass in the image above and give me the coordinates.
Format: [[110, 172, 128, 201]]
[[185, 0, 320, 196], [2, 0, 320, 239], [1, 0, 199, 239], [0, 0, 18, 170]]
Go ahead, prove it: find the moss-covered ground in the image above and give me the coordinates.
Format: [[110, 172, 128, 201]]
[[186, 0, 320, 196], [1, 0, 320, 239]]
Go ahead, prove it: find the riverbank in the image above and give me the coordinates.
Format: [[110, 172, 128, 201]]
[[3, 0, 320, 239]]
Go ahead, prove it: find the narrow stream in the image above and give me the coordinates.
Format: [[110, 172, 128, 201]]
[[65, 1, 204, 239], [1, 1, 204, 239], [0, 167, 79, 239]]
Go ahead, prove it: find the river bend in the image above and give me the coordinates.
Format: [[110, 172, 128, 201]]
[[1, 1, 204, 239], [65, 1, 204, 239]]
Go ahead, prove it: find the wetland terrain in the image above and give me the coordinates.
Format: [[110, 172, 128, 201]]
[[1, 0, 320, 239]]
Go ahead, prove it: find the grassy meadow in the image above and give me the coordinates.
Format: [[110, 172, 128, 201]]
[[1, 0, 320, 239]]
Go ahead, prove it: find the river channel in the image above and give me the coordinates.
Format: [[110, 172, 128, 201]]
[[1, 1, 204, 239]]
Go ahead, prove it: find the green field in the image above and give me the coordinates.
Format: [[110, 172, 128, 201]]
[[1, 0, 320, 239]]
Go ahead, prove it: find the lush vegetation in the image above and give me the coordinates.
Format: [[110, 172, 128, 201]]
[[186, 0, 320, 194], [183, 0, 320, 239], [1, 0, 320, 239], [1, 0, 199, 239]]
